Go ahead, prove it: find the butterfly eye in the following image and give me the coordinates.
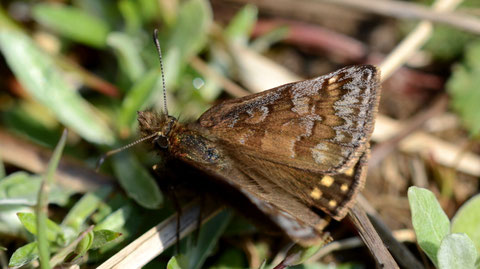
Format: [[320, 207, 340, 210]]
[[154, 136, 169, 149]]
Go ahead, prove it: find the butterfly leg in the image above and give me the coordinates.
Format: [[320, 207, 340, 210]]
[[152, 164, 182, 253], [192, 194, 205, 245], [167, 185, 182, 254]]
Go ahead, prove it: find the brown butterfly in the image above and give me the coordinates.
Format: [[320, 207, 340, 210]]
[[136, 33, 381, 247]]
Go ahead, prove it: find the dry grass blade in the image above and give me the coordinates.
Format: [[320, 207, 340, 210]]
[[320, 0, 480, 35], [348, 204, 399, 268], [97, 200, 223, 269], [379, 0, 464, 80], [0, 129, 114, 192]]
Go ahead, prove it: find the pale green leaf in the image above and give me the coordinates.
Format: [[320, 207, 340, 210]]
[[9, 242, 38, 268], [408, 187, 450, 266], [61, 187, 111, 231], [17, 213, 62, 242], [112, 152, 162, 209], [438, 233, 477, 269], [451, 194, 480, 254]]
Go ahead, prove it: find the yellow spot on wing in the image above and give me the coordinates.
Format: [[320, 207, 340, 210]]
[[344, 167, 355, 177], [310, 187, 322, 199], [321, 175, 334, 187], [328, 200, 337, 208], [340, 184, 349, 192]]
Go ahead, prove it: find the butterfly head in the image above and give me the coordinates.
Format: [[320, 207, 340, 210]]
[[137, 110, 177, 150]]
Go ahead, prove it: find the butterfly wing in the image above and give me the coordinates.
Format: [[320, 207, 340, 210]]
[[198, 65, 380, 174], [227, 147, 370, 220], [171, 142, 334, 246], [170, 135, 368, 244]]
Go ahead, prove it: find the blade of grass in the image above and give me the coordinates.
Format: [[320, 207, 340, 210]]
[[0, 151, 5, 179], [36, 129, 68, 269]]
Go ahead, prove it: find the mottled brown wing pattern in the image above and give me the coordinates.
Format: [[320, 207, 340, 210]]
[[173, 142, 334, 246], [199, 65, 380, 174], [229, 148, 369, 220]]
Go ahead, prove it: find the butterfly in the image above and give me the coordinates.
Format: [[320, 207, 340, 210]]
[[137, 60, 381, 246]]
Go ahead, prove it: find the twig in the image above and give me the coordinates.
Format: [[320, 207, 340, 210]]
[[372, 115, 480, 176], [253, 19, 368, 61], [379, 0, 464, 81], [368, 213, 424, 269], [97, 200, 223, 269], [225, 0, 480, 34], [307, 229, 416, 262], [348, 204, 399, 268], [319, 0, 480, 35], [370, 95, 449, 168]]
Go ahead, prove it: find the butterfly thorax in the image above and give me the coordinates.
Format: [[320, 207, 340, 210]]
[[137, 110, 222, 166]]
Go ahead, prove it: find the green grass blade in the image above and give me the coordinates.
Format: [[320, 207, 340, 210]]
[[32, 3, 110, 48], [36, 129, 68, 269], [107, 32, 146, 81]]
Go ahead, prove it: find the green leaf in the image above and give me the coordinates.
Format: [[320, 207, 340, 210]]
[[117, 69, 162, 131], [0, 29, 114, 144], [0, 205, 30, 236], [167, 256, 183, 269], [112, 152, 162, 209], [408, 187, 450, 266], [90, 230, 122, 249], [74, 230, 94, 255], [32, 3, 110, 48], [451, 194, 480, 254], [17, 212, 62, 242], [9, 242, 38, 268], [107, 32, 146, 81], [182, 210, 232, 269], [224, 4, 258, 45], [118, 0, 142, 35], [447, 41, 480, 136], [62, 187, 111, 231], [0, 172, 74, 206], [94, 206, 131, 231], [281, 244, 324, 266], [438, 233, 477, 269], [165, 0, 212, 83], [251, 26, 290, 53]]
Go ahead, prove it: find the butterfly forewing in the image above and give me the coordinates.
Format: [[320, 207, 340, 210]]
[[198, 65, 380, 174]]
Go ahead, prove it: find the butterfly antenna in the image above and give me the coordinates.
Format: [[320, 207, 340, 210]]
[[153, 29, 168, 116], [95, 132, 159, 172]]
